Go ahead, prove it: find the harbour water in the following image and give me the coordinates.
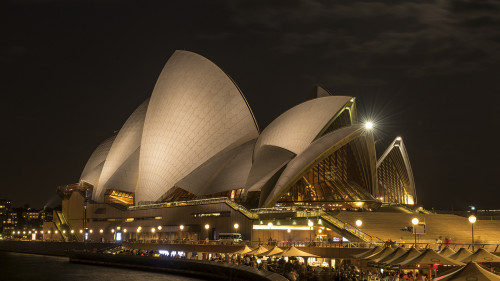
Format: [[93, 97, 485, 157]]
[[0, 252, 205, 281]]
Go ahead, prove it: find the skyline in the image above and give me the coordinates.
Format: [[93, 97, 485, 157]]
[[3, 0, 500, 209]]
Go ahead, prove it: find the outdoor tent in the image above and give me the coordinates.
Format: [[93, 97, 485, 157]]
[[274, 246, 319, 257], [449, 248, 473, 261], [439, 247, 456, 257], [434, 262, 500, 281], [366, 247, 396, 262], [231, 245, 253, 255], [260, 246, 283, 257], [386, 247, 421, 266], [398, 249, 465, 266], [460, 248, 500, 263], [378, 247, 407, 264], [352, 246, 383, 259], [247, 245, 269, 255]]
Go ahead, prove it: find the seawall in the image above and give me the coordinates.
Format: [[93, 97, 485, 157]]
[[68, 251, 288, 281], [0, 241, 115, 256]]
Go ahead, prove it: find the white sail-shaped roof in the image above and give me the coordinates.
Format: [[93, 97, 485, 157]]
[[137, 50, 259, 203], [263, 125, 377, 207], [376, 137, 417, 204], [93, 99, 149, 201], [175, 139, 255, 196], [253, 96, 352, 160], [80, 135, 116, 187]]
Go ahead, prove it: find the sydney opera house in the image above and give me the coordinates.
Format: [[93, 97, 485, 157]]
[[46, 50, 418, 243]]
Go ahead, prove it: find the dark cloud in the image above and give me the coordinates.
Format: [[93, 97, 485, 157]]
[[224, 0, 500, 80]]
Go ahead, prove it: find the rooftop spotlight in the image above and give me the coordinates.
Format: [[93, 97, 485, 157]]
[[365, 121, 374, 130]]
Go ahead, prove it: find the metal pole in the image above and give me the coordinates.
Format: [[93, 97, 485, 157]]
[[471, 223, 474, 252], [414, 233, 417, 248]]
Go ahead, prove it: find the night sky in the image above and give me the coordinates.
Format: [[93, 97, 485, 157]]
[[3, 0, 500, 210]]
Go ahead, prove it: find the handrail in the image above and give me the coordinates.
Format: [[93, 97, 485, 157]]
[[225, 200, 258, 219]]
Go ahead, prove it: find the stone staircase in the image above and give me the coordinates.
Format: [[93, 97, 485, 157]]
[[335, 211, 500, 249]]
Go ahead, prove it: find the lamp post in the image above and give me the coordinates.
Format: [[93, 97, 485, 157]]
[[267, 222, 273, 243], [179, 225, 184, 241], [308, 220, 314, 244], [205, 224, 210, 242], [234, 223, 239, 231], [469, 215, 476, 251], [412, 218, 419, 248]]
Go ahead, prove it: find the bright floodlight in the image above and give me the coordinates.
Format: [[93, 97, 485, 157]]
[[355, 219, 362, 227], [412, 218, 419, 225], [365, 121, 374, 129], [308, 220, 314, 227], [234, 223, 239, 230], [180, 225, 185, 230], [469, 215, 477, 223], [204, 224, 210, 230]]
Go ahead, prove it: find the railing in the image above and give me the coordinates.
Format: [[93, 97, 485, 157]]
[[128, 197, 230, 211], [225, 200, 258, 219]]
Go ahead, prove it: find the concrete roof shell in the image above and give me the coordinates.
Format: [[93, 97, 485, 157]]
[[174, 139, 256, 196], [262, 125, 377, 207], [376, 137, 417, 204], [93, 99, 149, 201], [253, 95, 353, 161], [80, 134, 116, 188], [137, 50, 259, 203]]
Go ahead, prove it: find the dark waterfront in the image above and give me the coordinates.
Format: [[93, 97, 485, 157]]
[[0, 252, 205, 281]]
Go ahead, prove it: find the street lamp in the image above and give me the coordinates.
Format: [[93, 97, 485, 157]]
[[204, 224, 210, 242], [469, 215, 476, 251], [308, 220, 314, 243], [179, 225, 184, 241], [234, 223, 239, 231], [355, 220, 362, 227], [412, 218, 419, 247], [267, 222, 273, 242]]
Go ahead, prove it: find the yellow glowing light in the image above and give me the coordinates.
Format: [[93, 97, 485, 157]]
[[70, 230, 74, 234], [99, 229, 103, 234], [469, 215, 476, 223], [151, 227, 156, 233], [79, 229, 83, 234], [123, 228, 127, 233], [158, 226, 162, 230], [180, 225, 185, 230], [204, 224, 210, 230], [111, 229, 115, 233], [412, 218, 419, 225], [308, 220, 314, 227], [287, 229, 291, 233], [234, 223, 239, 230], [365, 121, 374, 129], [318, 229, 322, 233], [253, 225, 311, 230], [89, 229, 93, 233], [268, 222, 273, 229], [355, 220, 362, 227]]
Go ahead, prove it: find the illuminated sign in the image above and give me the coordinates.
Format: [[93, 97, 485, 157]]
[[192, 211, 230, 218]]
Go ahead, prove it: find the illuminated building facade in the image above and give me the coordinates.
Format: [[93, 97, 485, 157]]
[[51, 50, 419, 243]]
